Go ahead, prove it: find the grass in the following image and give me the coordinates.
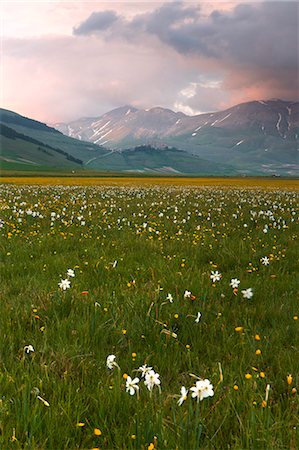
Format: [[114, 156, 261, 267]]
[[0, 179, 298, 449]]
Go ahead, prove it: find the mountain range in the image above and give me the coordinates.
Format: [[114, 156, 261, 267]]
[[1, 99, 298, 175]]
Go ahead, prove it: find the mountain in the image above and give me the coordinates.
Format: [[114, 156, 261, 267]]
[[0, 108, 235, 175], [53, 100, 299, 176], [0, 108, 108, 170]]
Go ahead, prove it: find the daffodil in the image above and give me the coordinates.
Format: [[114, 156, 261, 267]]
[[195, 312, 202, 323], [190, 379, 214, 402], [177, 386, 188, 405], [24, 344, 35, 354], [58, 279, 71, 290], [138, 364, 153, 377], [106, 354, 119, 370], [144, 370, 161, 391], [241, 288, 253, 299], [230, 278, 240, 288], [125, 376, 140, 396], [210, 271, 222, 282]]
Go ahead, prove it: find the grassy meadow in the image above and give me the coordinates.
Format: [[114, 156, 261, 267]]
[[0, 178, 298, 449]]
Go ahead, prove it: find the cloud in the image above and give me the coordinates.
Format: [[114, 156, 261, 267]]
[[71, 1, 298, 112], [3, 1, 298, 122], [74, 2, 298, 71], [73, 10, 119, 35]]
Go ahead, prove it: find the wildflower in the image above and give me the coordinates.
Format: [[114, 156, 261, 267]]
[[24, 344, 35, 354], [245, 373, 252, 379], [184, 290, 192, 299], [287, 374, 293, 385], [144, 370, 161, 391], [255, 349, 262, 355], [235, 326, 243, 332], [261, 256, 270, 265], [260, 372, 265, 378], [76, 422, 85, 427], [125, 376, 140, 396], [195, 312, 202, 323], [233, 385, 239, 391], [255, 334, 261, 341], [241, 288, 253, 299], [210, 271, 222, 282], [67, 269, 75, 277], [58, 279, 71, 290], [94, 428, 102, 435], [230, 278, 240, 289], [106, 354, 119, 370], [138, 364, 153, 378], [190, 379, 214, 402], [178, 386, 188, 405], [166, 293, 173, 303]]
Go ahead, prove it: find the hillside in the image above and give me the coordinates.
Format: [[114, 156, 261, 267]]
[[0, 109, 235, 175], [53, 100, 299, 176]]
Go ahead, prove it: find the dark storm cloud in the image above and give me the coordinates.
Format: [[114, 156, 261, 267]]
[[73, 10, 119, 35], [74, 2, 298, 72]]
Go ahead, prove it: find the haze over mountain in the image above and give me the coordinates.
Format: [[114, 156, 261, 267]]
[[1, 108, 235, 175], [52, 99, 299, 176]]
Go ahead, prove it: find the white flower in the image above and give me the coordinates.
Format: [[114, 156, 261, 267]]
[[178, 386, 188, 405], [184, 290, 192, 299], [241, 288, 253, 299], [125, 376, 140, 396], [58, 279, 71, 290], [210, 271, 222, 282], [144, 370, 161, 391], [166, 293, 173, 303], [138, 364, 153, 378], [230, 278, 240, 289], [261, 256, 270, 266], [24, 344, 35, 354], [106, 354, 118, 369], [195, 312, 202, 323], [67, 269, 75, 277], [113, 260, 118, 268], [190, 379, 214, 402]]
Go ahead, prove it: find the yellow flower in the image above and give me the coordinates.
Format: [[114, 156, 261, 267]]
[[293, 316, 298, 321], [255, 334, 261, 341], [245, 373, 252, 379], [260, 372, 265, 378], [233, 385, 239, 391], [148, 444, 155, 450], [186, 344, 190, 349], [174, 314, 179, 319], [94, 428, 102, 436], [261, 400, 267, 408], [287, 374, 293, 385], [123, 373, 128, 379], [235, 326, 243, 332], [122, 329, 127, 335], [132, 352, 137, 357], [255, 349, 262, 355], [76, 422, 85, 427], [131, 434, 136, 440]]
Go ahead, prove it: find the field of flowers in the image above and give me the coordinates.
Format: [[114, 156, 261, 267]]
[[0, 181, 298, 449]]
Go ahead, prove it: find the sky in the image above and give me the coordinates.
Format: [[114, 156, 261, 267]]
[[1, 0, 298, 122]]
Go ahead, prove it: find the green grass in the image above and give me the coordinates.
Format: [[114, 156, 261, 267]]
[[0, 183, 298, 449]]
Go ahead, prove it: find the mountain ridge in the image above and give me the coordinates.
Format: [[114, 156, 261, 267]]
[[51, 99, 298, 175]]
